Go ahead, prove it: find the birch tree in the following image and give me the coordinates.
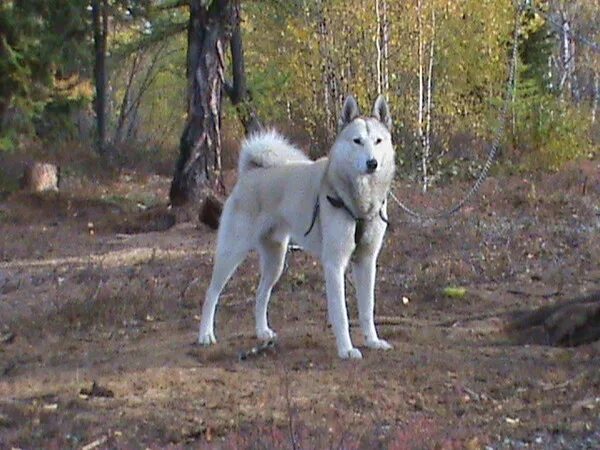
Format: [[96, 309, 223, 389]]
[[375, 0, 390, 97], [416, 0, 436, 192]]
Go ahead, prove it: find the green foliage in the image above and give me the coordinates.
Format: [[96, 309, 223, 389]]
[[0, 128, 18, 153], [0, 0, 92, 149], [539, 107, 591, 169], [0, 0, 596, 174], [514, 79, 590, 169], [519, 9, 553, 91], [511, 7, 594, 170]]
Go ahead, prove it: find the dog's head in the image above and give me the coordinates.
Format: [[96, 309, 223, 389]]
[[332, 95, 394, 178]]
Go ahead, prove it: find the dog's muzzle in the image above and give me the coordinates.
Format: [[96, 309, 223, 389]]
[[366, 158, 378, 173]]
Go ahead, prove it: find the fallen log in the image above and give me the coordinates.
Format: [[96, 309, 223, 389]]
[[506, 291, 600, 346]]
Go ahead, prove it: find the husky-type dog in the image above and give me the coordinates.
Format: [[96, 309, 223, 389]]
[[198, 95, 395, 359]]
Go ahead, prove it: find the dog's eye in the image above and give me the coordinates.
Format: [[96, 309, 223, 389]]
[[375, 138, 382, 145], [353, 138, 362, 145]]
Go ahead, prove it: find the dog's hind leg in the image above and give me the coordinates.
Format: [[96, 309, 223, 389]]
[[255, 236, 288, 341], [198, 221, 251, 345]]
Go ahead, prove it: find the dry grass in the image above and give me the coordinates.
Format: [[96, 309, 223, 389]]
[[0, 159, 599, 448]]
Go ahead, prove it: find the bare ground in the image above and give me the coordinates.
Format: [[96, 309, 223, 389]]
[[1, 161, 599, 449]]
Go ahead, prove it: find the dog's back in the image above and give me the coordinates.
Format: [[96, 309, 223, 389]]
[[221, 130, 326, 255]]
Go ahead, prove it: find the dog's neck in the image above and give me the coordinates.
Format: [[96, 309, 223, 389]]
[[324, 161, 394, 219]]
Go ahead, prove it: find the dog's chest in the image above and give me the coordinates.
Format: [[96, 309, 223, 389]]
[[353, 175, 388, 216]]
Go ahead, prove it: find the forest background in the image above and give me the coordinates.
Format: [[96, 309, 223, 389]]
[[0, 0, 598, 197]]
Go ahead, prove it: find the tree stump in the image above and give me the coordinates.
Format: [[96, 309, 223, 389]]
[[20, 162, 60, 192], [198, 195, 223, 230]]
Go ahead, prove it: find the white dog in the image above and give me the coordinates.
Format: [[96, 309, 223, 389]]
[[198, 95, 395, 359]]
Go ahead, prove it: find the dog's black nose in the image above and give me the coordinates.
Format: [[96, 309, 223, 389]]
[[366, 158, 378, 173]]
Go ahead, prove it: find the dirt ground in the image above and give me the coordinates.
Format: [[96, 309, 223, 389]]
[[1, 161, 599, 449]]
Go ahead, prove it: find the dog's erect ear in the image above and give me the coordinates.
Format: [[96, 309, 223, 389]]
[[338, 95, 360, 130], [372, 95, 392, 130]]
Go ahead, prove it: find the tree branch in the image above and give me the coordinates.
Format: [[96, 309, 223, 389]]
[[154, 0, 189, 12]]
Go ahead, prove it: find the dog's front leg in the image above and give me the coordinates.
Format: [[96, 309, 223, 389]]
[[323, 261, 362, 359], [352, 255, 393, 350]]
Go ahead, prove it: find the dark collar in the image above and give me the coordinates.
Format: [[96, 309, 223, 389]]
[[326, 195, 365, 244], [304, 194, 389, 245]]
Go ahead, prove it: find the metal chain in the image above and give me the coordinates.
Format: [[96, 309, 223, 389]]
[[389, 2, 524, 221]]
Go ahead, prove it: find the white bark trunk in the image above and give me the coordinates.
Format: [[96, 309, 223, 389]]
[[570, 34, 579, 101], [382, 0, 390, 96], [376, 0, 382, 95], [592, 72, 598, 125], [424, 8, 435, 193], [417, 0, 426, 191], [317, 0, 334, 136], [559, 15, 572, 99]]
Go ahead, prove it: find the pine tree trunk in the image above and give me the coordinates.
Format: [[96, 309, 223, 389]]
[[225, 1, 262, 135], [0, 98, 9, 133], [0, 25, 10, 133], [92, 0, 108, 155], [185, 0, 203, 115], [170, 0, 234, 207], [0, 29, 9, 131]]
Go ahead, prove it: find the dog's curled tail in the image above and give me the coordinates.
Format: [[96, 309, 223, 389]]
[[238, 130, 309, 175]]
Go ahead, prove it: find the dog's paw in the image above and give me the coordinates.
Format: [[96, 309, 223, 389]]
[[198, 331, 216, 346], [256, 327, 277, 341], [366, 338, 393, 350], [339, 347, 363, 359]]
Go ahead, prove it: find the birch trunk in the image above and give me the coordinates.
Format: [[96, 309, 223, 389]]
[[559, 13, 572, 100], [416, 0, 426, 190], [382, 0, 390, 96], [375, 0, 382, 95], [424, 8, 435, 193], [592, 72, 598, 125], [317, 0, 333, 136], [375, 0, 390, 97]]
